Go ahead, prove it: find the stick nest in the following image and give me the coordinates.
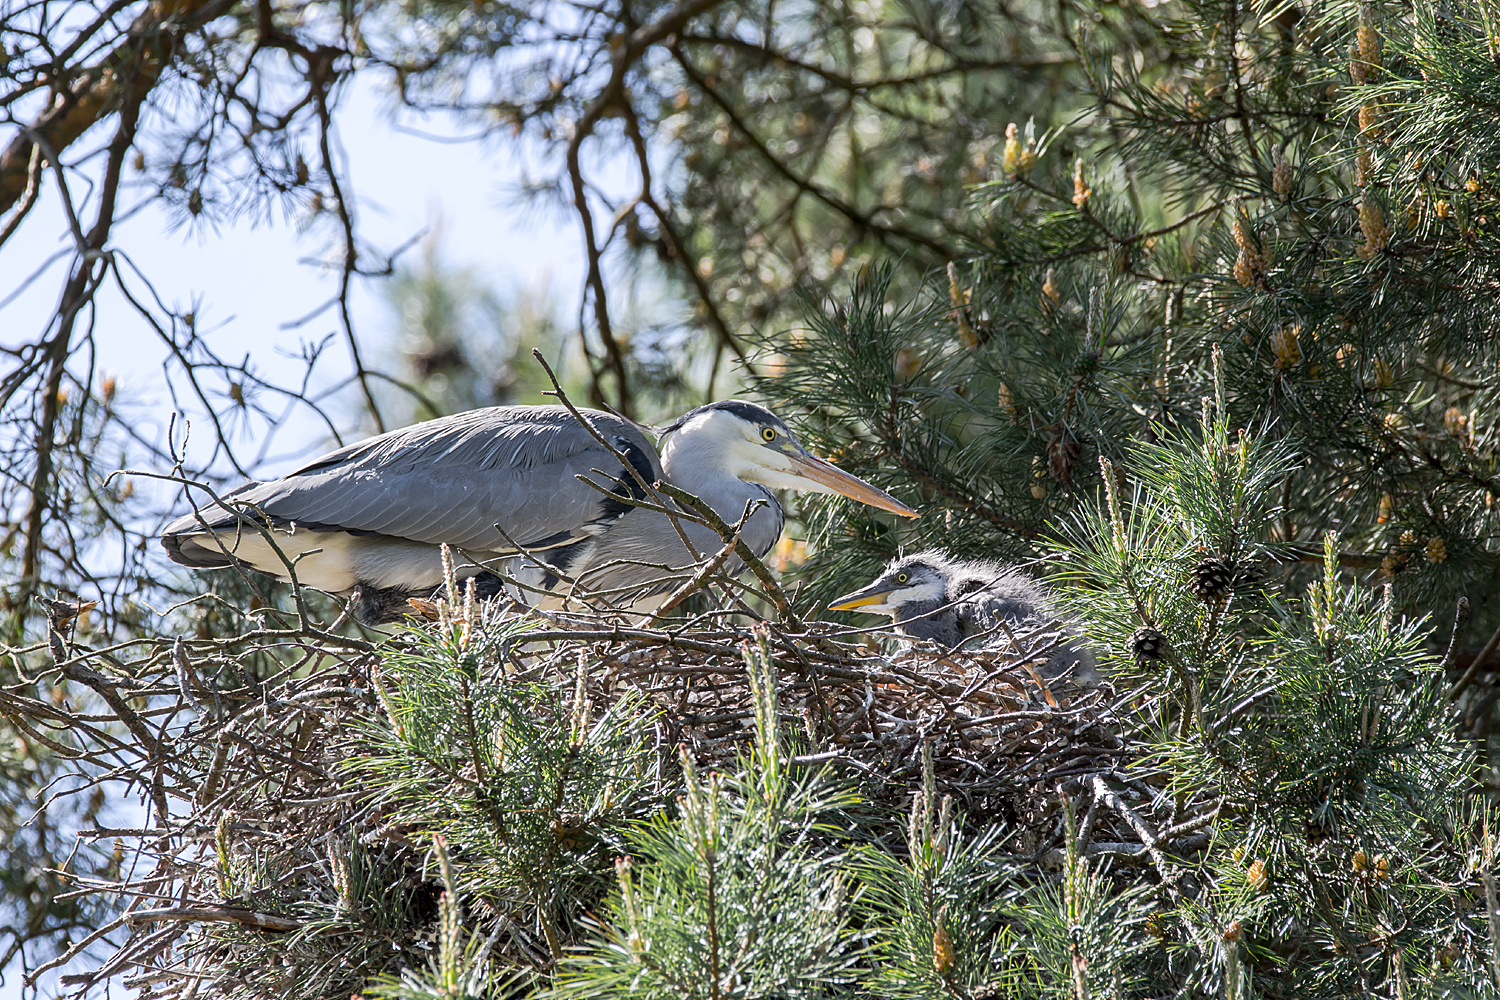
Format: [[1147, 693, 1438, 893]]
[[22, 600, 1195, 999]]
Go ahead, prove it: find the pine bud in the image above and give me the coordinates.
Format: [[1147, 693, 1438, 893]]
[[1355, 148, 1372, 188], [1271, 146, 1293, 200], [908, 788, 926, 850], [1357, 193, 1392, 259], [1221, 920, 1244, 943], [1351, 849, 1368, 873], [1233, 255, 1254, 287], [1377, 493, 1394, 523], [1232, 214, 1257, 257], [1435, 200, 1451, 218], [932, 908, 955, 975], [1030, 456, 1048, 499], [948, 262, 978, 349], [998, 383, 1018, 422], [1399, 529, 1417, 547], [1271, 326, 1302, 370], [1351, 12, 1381, 85], [1358, 100, 1383, 138], [1426, 536, 1446, 563], [1041, 267, 1060, 305], [1247, 858, 1268, 892], [1231, 215, 1270, 287], [1072, 159, 1091, 208], [1001, 122, 1037, 179]]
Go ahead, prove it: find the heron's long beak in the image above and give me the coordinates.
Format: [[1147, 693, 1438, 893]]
[[828, 583, 893, 612], [788, 452, 920, 518]]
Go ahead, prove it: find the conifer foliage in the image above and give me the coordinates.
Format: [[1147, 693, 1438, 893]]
[[25, 394, 1500, 998], [6, 0, 1500, 994]]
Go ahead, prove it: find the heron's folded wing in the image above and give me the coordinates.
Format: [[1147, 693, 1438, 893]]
[[174, 405, 663, 551]]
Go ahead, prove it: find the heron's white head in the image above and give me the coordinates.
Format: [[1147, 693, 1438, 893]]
[[828, 554, 949, 617], [660, 401, 918, 518]]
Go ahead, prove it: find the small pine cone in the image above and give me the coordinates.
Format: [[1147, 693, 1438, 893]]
[[1130, 626, 1170, 665], [1189, 558, 1236, 604]]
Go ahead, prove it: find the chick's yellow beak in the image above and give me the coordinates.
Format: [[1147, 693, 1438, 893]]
[[828, 583, 894, 612]]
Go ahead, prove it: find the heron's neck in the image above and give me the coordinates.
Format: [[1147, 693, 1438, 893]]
[[660, 435, 783, 554]]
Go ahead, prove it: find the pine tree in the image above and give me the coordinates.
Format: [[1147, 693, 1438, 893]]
[[6, 0, 1500, 993], [23, 392, 1500, 996], [755, 0, 1500, 756]]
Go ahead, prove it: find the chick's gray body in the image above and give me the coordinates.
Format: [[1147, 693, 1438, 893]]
[[832, 550, 1095, 682]]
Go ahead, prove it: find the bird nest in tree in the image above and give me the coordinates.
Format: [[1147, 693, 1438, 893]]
[[23, 595, 1206, 998], [572, 618, 1125, 824]]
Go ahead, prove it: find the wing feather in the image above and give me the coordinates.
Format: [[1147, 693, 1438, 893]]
[[170, 406, 663, 551]]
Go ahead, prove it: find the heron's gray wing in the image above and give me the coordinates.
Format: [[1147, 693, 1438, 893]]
[[171, 405, 663, 551]]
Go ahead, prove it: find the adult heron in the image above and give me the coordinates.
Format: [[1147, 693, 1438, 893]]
[[828, 550, 1095, 681], [162, 401, 918, 621]]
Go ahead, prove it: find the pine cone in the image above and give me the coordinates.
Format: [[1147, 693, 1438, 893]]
[[1130, 626, 1169, 664], [1189, 558, 1236, 604]]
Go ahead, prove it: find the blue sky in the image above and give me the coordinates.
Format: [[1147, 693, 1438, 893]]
[[2, 75, 593, 474]]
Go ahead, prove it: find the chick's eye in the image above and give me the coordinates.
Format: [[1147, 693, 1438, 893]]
[[761, 427, 777, 442], [896, 573, 908, 583]]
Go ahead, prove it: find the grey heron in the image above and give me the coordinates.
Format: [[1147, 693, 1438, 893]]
[[162, 401, 918, 621], [828, 550, 1095, 681]]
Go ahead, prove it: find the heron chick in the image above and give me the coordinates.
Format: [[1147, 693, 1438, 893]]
[[162, 401, 918, 621], [829, 550, 1095, 681]]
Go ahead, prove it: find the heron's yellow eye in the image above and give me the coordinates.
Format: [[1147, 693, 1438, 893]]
[[761, 427, 777, 442], [896, 573, 908, 583]]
